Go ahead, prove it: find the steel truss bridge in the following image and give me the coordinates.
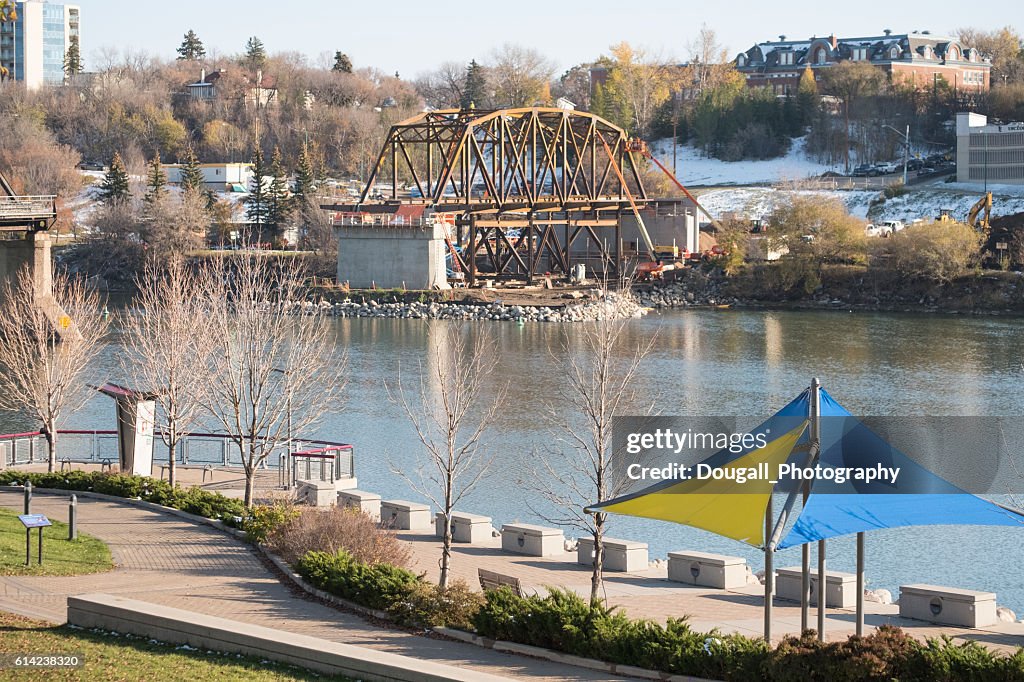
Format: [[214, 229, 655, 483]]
[[323, 108, 651, 284]]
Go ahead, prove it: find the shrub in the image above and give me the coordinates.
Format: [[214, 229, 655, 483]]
[[878, 222, 983, 283], [388, 579, 484, 630], [244, 498, 300, 544], [0, 471, 244, 524], [296, 549, 420, 611], [268, 506, 411, 568]]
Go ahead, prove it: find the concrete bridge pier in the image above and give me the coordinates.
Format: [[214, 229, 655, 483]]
[[0, 231, 71, 337]]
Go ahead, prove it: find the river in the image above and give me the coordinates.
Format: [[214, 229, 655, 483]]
[[4, 307, 1024, 614]]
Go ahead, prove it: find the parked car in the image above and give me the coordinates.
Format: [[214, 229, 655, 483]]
[[851, 164, 875, 177], [78, 161, 105, 171], [865, 223, 893, 237], [906, 158, 924, 171], [880, 220, 905, 233], [875, 162, 900, 174]]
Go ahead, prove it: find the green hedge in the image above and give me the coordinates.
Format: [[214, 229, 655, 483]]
[[296, 549, 420, 612], [472, 587, 1024, 681], [0, 471, 245, 526]]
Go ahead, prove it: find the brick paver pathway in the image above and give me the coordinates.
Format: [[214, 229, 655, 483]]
[[0, 491, 626, 681]]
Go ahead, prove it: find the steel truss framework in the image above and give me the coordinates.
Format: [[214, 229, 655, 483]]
[[343, 108, 649, 283]]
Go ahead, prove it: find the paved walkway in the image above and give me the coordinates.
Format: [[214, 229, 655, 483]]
[[0, 491, 625, 681], [398, 530, 1024, 653]]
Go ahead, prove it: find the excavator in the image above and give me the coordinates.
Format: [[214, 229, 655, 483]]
[[966, 192, 993, 232]]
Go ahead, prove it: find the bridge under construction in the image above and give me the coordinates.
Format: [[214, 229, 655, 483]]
[[322, 108, 658, 286]]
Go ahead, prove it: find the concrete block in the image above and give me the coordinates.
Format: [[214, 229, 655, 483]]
[[297, 479, 336, 507], [668, 551, 747, 589], [776, 566, 857, 608], [435, 511, 492, 543], [337, 489, 381, 519], [500, 523, 564, 557], [380, 500, 431, 530], [335, 221, 449, 290], [577, 536, 648, 572], [899, 584, 997, 628]]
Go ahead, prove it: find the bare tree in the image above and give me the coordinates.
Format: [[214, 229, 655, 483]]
[[388, 323, 506, 589], [121, 257, 210, 486], [524, 291, 653, 605], [200, 251, 346, 507], [0, 267, 108, 471], [488, 44, 554, 107]]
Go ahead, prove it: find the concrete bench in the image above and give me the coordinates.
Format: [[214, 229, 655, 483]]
[[776, 567, 857, 609], [67, 593, 506, 682], [668, 551, 747, 589], [297, 479, 336, 507], [338, 489, 381, 518], [899, 584, 997, 628], [380, 500, 431, 530], [577, 536, 648, 572], [500, 523, 564, 557], [435, 511, 492, 543]]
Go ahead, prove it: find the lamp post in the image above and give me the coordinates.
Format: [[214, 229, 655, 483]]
[[883, 124, 911, 185], [271, 367, 293, 488]]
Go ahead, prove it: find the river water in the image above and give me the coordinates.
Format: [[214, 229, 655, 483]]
[[4, 307, 1024, 613]]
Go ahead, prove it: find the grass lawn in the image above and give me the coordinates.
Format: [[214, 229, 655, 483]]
[[0, 611, 351, 681], [0, 508, 113, 576]]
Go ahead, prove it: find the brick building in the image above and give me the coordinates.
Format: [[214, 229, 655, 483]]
[[735, 30, 990, 95]]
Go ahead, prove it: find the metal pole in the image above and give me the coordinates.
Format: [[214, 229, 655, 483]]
[[69, 495, 78, 541], [38, 526, 43, 565], [817, 538, 826, 641], [25, 527, 30, 566], [803, 377, 821, 633], [764, 495, 774, 643], [902, 125, 909, 186], [856, 531, 865, 636], [24, 480, 32, 514]]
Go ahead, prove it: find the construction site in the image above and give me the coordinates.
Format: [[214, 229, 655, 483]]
[[320, 107, 714, 293]]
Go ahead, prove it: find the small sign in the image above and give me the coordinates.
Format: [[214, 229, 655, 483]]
[[18, 514, 52, 529], [996, 242, 1008, 250], [58, 315, 71, 329]]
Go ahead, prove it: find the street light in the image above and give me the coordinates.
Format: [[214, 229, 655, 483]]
[[271, 367, 293, 488], [882, 124, 911, 186]]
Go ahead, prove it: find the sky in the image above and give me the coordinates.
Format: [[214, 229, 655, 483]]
[[77, 0, 1024, 77]]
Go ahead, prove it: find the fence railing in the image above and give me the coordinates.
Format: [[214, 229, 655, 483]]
[[0, 196, 57, 220], [0, 429, 355, 485]]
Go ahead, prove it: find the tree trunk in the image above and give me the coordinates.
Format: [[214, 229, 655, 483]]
[[167, 438, 176, 487], [590, 520, 604, 607], [45, 429, 56, 473], [440, 511, 452, 590]]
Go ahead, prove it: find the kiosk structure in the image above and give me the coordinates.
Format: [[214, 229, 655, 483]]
[[92, 383, 159, 476]]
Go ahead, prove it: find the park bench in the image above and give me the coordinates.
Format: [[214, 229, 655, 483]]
[[478, 568, 524, 598]]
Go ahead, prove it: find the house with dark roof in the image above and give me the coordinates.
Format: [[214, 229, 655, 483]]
[[735, 30, 990, 95], [186, 68, 278, 107]]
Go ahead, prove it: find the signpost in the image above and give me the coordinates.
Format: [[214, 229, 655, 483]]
[[18, 514, 52, 566]]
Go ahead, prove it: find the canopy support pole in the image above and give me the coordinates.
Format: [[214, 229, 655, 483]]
[[817, 539, 826, 640], [764, 495, 773, 643], [804, 377, 821, 633], [856, 531, 865, 636]]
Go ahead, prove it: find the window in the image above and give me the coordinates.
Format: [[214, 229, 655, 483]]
[[853, 47, 867, 61], [815, 47, 827, 64], [890, 46, 901, 59], [948, 46, 959, 61], [737, 54, 746, 66], [779, 51, 793, 65]]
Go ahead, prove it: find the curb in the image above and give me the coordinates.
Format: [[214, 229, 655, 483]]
[[0, 484, 717, 682]]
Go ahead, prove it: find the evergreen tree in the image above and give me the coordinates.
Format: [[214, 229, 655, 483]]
[[179, 146, 204, 195], [176, 30, 206, 61], [99, 153, 131, 205], [63, 35, 82, 78], [332, 51, 353, 74], [460, 60, 486, 109], [244, 36, 267, 71], [144, 152, 168, 205], [266, 146, 292, 240], [293, 142, 317, 200], [245, 147, 270, 233]]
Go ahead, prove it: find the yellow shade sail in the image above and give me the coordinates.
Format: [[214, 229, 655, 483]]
[[589, 422, 807, 547]]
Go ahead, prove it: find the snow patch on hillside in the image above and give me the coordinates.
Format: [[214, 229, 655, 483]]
[[648, 136, 842, 186]]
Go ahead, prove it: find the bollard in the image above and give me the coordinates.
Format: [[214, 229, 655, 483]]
[[24, 480, 32, 514], [69, 495, 78, 541]]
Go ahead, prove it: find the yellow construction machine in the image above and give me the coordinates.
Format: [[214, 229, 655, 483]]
[[967, 192, 993, 232]]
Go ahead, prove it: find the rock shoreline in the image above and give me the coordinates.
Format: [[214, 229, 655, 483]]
[[310, 291, 648, 322]]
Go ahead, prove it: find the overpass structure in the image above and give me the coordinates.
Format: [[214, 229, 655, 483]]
[[322, 108, 652, 285]]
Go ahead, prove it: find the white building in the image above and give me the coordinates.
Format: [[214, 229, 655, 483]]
[[0, 0, 80, 90], [956, 112, 1024, 186], [164, 163, 254, 191]]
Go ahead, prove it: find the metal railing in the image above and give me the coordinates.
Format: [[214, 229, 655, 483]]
[[0, 196, 57, 220], [1, 429, 355, 484]]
